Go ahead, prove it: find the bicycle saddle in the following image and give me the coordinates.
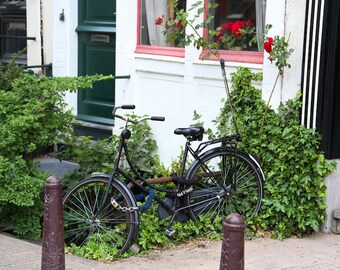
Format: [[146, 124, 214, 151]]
[[174, 127, 205, 141]]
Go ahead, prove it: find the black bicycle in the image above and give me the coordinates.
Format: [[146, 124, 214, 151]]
[[63, 106, 265, 254]]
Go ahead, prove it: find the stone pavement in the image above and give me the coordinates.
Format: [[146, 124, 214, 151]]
[[1, 232, 339, 270]]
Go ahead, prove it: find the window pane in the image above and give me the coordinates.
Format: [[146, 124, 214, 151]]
[[210, 0, 266, 51], [140, 0, 186, 47]]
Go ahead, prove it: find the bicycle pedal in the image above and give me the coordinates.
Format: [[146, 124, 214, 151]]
[[165, 228, 176, 237], [130, 243, 140, 253]]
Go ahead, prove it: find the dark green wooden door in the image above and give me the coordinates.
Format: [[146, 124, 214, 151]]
[[76, 0, 116, 125]]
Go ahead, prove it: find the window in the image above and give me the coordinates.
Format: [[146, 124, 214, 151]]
[[136, 0, 186, 57], [136, 0, 266, 62], [139, 0, 186, 47], [202, 0, 266, 63], [208, 0, 266, 52]]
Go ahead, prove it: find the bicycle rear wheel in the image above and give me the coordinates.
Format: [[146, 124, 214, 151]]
[[63, 177, 139, 254], [185, 148, 264, 225]]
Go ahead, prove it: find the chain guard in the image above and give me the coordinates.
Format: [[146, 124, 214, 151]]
[[158, 197, 189, 222]]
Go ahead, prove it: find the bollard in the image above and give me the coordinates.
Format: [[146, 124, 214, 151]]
[[41, 176, 65, 270], [219, 213, 246, 270]]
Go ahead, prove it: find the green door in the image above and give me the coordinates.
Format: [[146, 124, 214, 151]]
[[76, 0, 116, 125]]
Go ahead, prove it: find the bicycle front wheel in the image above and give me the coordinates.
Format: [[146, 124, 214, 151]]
[[63, 177, 139, 254], [185, 148, 264, 225]]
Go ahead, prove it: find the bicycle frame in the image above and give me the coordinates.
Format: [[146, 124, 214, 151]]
[[106, 130, 196, 218], [98, 120, 244, 226]]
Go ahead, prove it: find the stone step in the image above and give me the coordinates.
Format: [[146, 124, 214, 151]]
[[37, 157, 79, 178], [334, 209, 340, 219]]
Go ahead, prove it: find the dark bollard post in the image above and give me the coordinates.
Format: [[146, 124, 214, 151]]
[[41, 176, 65, 270], [219, 213, 246, 270]]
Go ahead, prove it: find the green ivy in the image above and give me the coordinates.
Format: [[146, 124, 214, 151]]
[[62, 68, 337, 261], [210, 67, 336, 239], [65, 203, 221, 261]]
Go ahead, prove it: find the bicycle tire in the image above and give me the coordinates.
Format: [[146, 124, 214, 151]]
[[63, 177, 140, 254], [184, 148, 264, 225]]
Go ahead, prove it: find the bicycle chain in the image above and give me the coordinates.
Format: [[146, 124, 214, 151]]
[[111, 198, 139, 212]]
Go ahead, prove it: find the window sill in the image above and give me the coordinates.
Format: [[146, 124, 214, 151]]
[[135, 45, 185, 58], [200, 49, 264, 64], [134, 46, 263, 64]]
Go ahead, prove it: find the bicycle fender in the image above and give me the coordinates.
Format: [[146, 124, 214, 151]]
[[248, 154, 266, 182], [224, 149, 266, 182], [187, 147, 265, 182], [91, 172, 140, 238], [91, 172, 111, 179]]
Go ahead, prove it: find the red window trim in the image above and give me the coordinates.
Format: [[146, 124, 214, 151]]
[[135, 0, 263, 64], [135, 0, 185, 58], [201, 0, 263, 64], [201, 50, 263, 64], [135, 45, 185, 58]]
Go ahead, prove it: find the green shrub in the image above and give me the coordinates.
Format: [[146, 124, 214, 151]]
[[0, 61, 111, 239], [212, 67, 336, 239], [0, 156, 46, 239]]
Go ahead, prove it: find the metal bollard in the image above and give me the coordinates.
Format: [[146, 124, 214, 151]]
[[41, 176, 65, 270], [219, 213, 246, 270]]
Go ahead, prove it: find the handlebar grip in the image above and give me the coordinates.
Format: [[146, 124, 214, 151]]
[[121, 105, 135, 110], [151, 116, 165, 121]]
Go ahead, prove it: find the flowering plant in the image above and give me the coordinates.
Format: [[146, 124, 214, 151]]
[[155, 15, 186, 47], [216, 20, 257, 49], [263, 30, 293, 73]]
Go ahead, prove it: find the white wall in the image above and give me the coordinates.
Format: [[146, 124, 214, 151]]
[[283, 0, 307, 102], [52, 0, 78, 114], [26, 0, 55, 72], [26, 0, 42, 69], [115, 1, 268, 165], [41, 0, 54, 65], [322, 160, 340, 233], [262, 0, 307, 108], [50, 0, 306, 166]]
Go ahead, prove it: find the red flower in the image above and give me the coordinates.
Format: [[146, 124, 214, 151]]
[[166, 18, 183, 29], [264, 41, 272, 53], [216, 32, 223, 42], [264, 37, 274, 53], [216, 20, 255, 49], [244, 20, 255, 27], [174, 21, 183, 29], [155, 17, 163, 25], [231, 21, 245, 39], [224, 22, 234, 31]]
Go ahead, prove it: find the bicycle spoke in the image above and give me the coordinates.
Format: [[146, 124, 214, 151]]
[[186, 149, 263, 226], [63, 178, 139, 254]]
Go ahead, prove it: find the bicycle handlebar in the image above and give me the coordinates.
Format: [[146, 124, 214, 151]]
[[121, 105, 136, 110], [112, 105, 165, 124], [151, 116, 165, 121]]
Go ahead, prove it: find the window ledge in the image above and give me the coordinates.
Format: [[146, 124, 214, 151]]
[[134, 46, 263, 65], [200, 49, 264, 64], [135, 45, 185, 58]]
